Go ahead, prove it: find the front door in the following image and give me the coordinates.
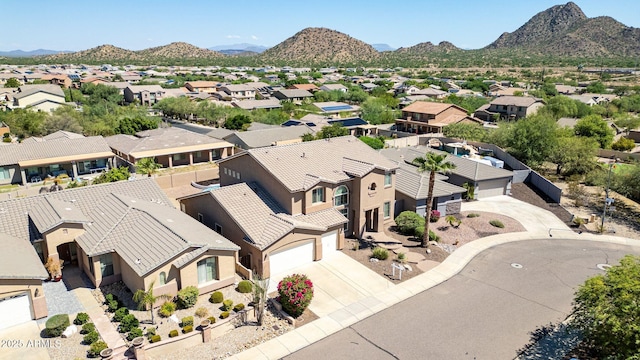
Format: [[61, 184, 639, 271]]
[[57, 243, 71, 265]]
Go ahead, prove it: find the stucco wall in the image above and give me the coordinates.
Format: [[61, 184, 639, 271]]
[[43, 224, 85, 260], [0, 279, 46, 319], [178, 249, 236, 294]]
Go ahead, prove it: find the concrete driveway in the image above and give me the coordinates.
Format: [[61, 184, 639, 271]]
[[0, 321, 51, 360], [269, 251, 394, 317]]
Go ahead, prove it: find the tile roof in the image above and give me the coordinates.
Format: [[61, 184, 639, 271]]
[[489, 96, 543, 107], [274, 89, 314, 98], [28, 197, 91, 234], [106, 127, 233, 158], [0, 136, 113, 167], [205, 182, 346, 250], [402, 101, 464, 115], [221, 135, 398, 192], [231, 99, 282, 110], [223, 125, 312, 149], [13, 84, 65, 100], [0, 233, 48, 280], [395, 164, 466, 200]]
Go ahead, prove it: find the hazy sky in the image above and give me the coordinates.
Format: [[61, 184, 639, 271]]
[[2, 0, 639, 51]]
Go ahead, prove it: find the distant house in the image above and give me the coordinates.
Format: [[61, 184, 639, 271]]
[[107, 127, 234, 169], [312, 101, 360, 115], [10, 84, 67, 112], [285, 115, 379, 137], [221, 125, 313, 150], [555, 84, 577, 95], [360, 83, 378, 92], [319, 83, 348, 92], [395, 101, 482, 134], [185, 81, 219, 93], [41, 74, 72, 88], [288, 83, 318, 92], [272, 89, 314, 102], [124, 85, 166, 105], [219, 84, 256, 100], [231, 98, 282, 111], [474, 96, 545, 121]]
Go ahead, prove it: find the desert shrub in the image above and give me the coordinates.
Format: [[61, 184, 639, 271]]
[[45, 314, 70, 337], [415, 227, 440, 242], [430, 210, 441, 222], [222, 299, 234, 311], [277, 274, 314, 318], [573, 217, 586, 226], [233, 303, 245, 312], [169, 329, 179, 338], [181, 316, 194, 327], [194, 307, 209, 318], [182, 325, 193, 333], [158, 301, 176, 318], [83, 331, 99, 345], [74, 312, 89, 325], [150, 335, 161, 343], [81, 322, 95, 334], [396, 252, 406, 263], [207, 316, 217, 324], [611, 137, 636, 151], [220, 311, 230, 319], [210, 291, 224, 304], [113, 307, 129, 322], [394, 211, 424, 235], [176, 286, 199, 309], [146, 327, 156, 339], [107, 299, 119, 312], [104, 293, 119, 304], [118, 314, 139, 333], [87, 341, 108, 358], [466, 213, 480, 218], [237, 280, 253, 293], [489, 220, 505, 228], [126, 327, 143, 341], [371, 247, 389, 260]]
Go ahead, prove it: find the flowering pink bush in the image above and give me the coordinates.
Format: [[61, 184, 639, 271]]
[[430, 209, 441, 222], [277, 274, 314, 318]]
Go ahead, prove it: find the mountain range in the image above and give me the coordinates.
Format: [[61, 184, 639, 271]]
[[3, 2, 639, 65]]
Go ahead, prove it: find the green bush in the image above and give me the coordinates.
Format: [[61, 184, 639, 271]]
[[466, 213, 480, 218], [158, 301, 176, 318], [210, 291, 224, 304], [176, 286, 199, 309], [118, 314, 139, 333], [414, 227, 440, 242], [371, 247, 389, 260], [222, 299, 234, 311], [81, 322, 95, 334], [233, 303, 245, 312], [146, 327, 156, 339], [489, 220, 505, 228], [194, 307, 209, 318], [182, 325, 193, 333], [74, 312, 89, 325], [107, 299, 119, 312], [104, 293, 118, 304], [207, 316, 216, 324], [394, 211, 424, 236], [113, 307, 129, 322], [612, 137, 636, 151], [83, 331, 99, 345], [181, 316, 194, 327], [237, 280, 253, 293], [87, 340, 108, 358], [150, 335, 161, 343], [169, 329, 179, 338], [220, 311, 230, 319], [45, 314, 70, 337], [126, 327, 143, 341]]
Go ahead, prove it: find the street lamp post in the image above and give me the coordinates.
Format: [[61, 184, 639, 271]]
[[600, 160, 617, 232]]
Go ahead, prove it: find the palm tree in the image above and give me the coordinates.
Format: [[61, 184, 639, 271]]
[[133, 281, 171, 325], [135, 157, 162, 177], [412, 152, 456, 248]]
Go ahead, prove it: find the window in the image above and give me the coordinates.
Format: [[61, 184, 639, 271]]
[[100, 253, 114, 277], [384, 172, 392, 187], [196, 151, 202, 158], [339, 208, 349, 231], [159, 272, 166, 285], [333, 185, 348, 206], [383, 201, 391, 219], [197, 257, 217, 284], [0, 167, 9, 180], [223, 168, 228, 175], [370, 183, 377, 191], [312, 187, 324, 204], [214, 223, 222, 234], [197, 213, 204, 223]]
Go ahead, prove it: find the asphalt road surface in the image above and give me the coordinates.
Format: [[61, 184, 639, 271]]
[[285, 239, 640, 360]]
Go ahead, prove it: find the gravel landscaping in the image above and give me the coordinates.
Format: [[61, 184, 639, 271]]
[[45, 315, 93, 360]]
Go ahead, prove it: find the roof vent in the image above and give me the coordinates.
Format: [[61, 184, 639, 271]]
[[167, 219, 174, 222], [301, 152, 305, 158], [135, 258, 141, 264]]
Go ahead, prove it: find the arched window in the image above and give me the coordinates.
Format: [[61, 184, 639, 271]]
[[159, 272, 166, 286], [334, 185, 349, 206], [370, 183, 377, 191]]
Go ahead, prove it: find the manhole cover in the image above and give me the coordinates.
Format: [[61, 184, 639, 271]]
[[596, 264, 612, 271], [511, 263, 523, 269]]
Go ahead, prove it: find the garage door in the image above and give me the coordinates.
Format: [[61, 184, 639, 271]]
[[269, 241, 314, 276], [321, 231, 338, 258], [478, 179, 508, 199], [0, 293, 32, 330]]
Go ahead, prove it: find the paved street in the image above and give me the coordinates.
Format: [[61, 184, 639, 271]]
[[285, 239, 640, 360]]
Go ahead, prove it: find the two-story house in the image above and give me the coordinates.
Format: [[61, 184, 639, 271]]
[[219, 84, 256, 101], [474, 96, 545, 121], [10, 84, 67, 112], [178, 136, 398, 278], [185, 81, 219, 94], [124, 85, 166, 106], [395, 101, 482, 134]]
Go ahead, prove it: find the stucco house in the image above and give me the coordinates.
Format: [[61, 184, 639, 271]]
[[474, 96, 545, 121], [395, 101, 482, 134], [179, 136, 399, 278], [10, 84, 67, 112], [219, 84, 256, 100], [124, 85, 166, 106], [272, 89, 314, 102], [0, 178, 240, 330]]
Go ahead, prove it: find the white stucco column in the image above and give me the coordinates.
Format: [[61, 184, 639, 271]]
[[71, 162, 78, 179]]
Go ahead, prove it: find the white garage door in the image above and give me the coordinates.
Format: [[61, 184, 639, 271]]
[[269, 241, 314, 276], [321, 231, 338, 258], [478, 179, 508, 199], [0, 293, 32, 330]]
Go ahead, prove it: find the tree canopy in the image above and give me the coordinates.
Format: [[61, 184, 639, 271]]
[[574, 115, 614, 148]]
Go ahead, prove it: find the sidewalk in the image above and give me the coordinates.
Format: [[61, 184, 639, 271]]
[[72, 286, 126, 350]]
